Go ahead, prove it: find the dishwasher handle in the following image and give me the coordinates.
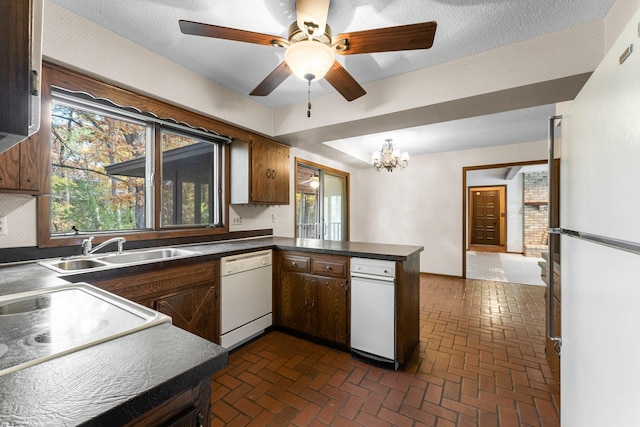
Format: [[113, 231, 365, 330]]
[[350, 272, 395, 282]]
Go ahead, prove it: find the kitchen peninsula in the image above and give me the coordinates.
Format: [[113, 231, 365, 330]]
[[0, 236, 423, 425]]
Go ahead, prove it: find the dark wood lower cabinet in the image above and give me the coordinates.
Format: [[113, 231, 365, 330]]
[[124, 377, 211, 427], [155, 284, 220, 344], [276, 252, 349, 346], [67, 259, 220, 344]]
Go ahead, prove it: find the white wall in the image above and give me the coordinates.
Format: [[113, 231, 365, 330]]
[[0, 194, 37, 249], [350, 140, 548, 277]]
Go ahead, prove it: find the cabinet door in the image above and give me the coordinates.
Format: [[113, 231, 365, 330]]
[[0, 136, 41, 192], [279, 271, 307, 331], [155, 284, 220, 343], [19, 136, 40, 191], [250, 136, 276, 203], [274, 144, 290, 204], [315, 277, 348, 345], [0, 144, 20, 189]]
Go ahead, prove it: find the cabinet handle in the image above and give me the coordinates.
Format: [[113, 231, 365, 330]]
[[325, 265, 332, 271], [291, 261, 297, 267], [197, 412, 204, 427], [272, 169, 276, 179], [266, 168, 272, 178]]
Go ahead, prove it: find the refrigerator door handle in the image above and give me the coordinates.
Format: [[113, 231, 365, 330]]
[[547, 116, 563, 349], [552, 228, 640, 255]]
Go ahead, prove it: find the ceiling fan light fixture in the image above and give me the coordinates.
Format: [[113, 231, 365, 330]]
[[285, 40, 335, 82]]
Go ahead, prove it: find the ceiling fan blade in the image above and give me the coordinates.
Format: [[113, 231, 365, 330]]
[[324, 61, 366, 102], [179, 20, 287, 47], [250, 62, 292, 96], [296, 0, 330, 36], [335, 22, 437, 55]]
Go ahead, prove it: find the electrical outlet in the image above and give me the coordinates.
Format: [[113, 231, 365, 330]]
[[236, 216, 242, 224], [0, 216, 7, 236]]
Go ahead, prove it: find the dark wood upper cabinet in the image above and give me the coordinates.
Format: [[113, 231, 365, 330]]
[[231, 135, 290, 205], [0, 135, 45, 194], [0, 0, 43, 153]]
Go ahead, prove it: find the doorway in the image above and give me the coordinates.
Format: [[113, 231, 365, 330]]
[[462, 160, 548, 280], [295, 159, 349, 241]]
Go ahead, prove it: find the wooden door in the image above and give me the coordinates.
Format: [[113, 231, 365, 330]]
[[470, 188, 501, 245]]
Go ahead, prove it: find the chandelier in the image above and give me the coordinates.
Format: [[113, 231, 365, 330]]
[[372, 139, 409, 172]]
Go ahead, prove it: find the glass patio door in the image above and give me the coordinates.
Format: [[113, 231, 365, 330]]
[[322, 172, 347, 241], [295, 160, 349, 241]]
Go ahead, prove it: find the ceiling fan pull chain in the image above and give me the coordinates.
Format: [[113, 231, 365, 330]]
[[307, 78, 312, 118]]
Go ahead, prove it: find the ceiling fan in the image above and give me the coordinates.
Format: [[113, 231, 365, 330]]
[[179, 0, 437, 103]]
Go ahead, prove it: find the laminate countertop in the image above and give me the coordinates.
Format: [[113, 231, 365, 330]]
[[0, 265, 227, 426], [0, 237, 422, 425]]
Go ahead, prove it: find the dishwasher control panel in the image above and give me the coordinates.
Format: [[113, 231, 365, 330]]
[[350, 257, 396, 279], [221, 249, 272, 276]]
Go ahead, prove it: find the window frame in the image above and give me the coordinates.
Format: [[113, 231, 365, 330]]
[[36, 62, 247, 248]]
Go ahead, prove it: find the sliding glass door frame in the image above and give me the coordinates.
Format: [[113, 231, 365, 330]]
[[294, 158, 350, 241]]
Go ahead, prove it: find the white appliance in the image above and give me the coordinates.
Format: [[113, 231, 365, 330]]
[[220, 250, 272, 350], [350, 257, 397, 369], [554, 9, 640, 426]]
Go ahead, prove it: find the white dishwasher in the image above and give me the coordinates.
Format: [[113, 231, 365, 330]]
[[220, 249, 272, 350], [350, 257, 398, 370]]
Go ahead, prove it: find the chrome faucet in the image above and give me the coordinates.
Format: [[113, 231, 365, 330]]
[[81, 236, 126, 256]]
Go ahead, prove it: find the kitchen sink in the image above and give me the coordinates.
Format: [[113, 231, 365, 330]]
[[0, 283, 171, 376], [0, 295, 51, 315], [38, 247, 200, 274], [47, 259, 109, 271], [99, 248, 197, 264]]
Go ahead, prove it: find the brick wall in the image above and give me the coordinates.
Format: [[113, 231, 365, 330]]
[[523, 171, 548, 257]]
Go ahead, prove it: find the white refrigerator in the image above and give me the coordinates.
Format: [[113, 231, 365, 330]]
[[557, 7, 640, 426]]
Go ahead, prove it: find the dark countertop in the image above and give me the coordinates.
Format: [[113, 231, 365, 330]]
[[271, 237, 424, 260], [0, 323, 227, 426], [0, 236, 422, 425], [0, 237, 423, 286]]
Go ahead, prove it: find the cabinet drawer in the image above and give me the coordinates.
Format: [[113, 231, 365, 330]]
[[311, 257, 348, 278], [281, 255, 310, 272]]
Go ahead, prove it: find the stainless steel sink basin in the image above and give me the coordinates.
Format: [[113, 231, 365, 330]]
[[99, 248, 197, 265], [0, 283, 171, 376], [38, 247, 200, 274], [47, 259, 109, 271]]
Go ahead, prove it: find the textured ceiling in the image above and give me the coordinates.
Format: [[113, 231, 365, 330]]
[[48, 0, 615, 163]]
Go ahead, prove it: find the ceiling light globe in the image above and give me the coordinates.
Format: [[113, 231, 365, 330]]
[[285, 40, 335, 81]]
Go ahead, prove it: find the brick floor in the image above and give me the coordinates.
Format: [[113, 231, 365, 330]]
[[211, 274, 560, 426]]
